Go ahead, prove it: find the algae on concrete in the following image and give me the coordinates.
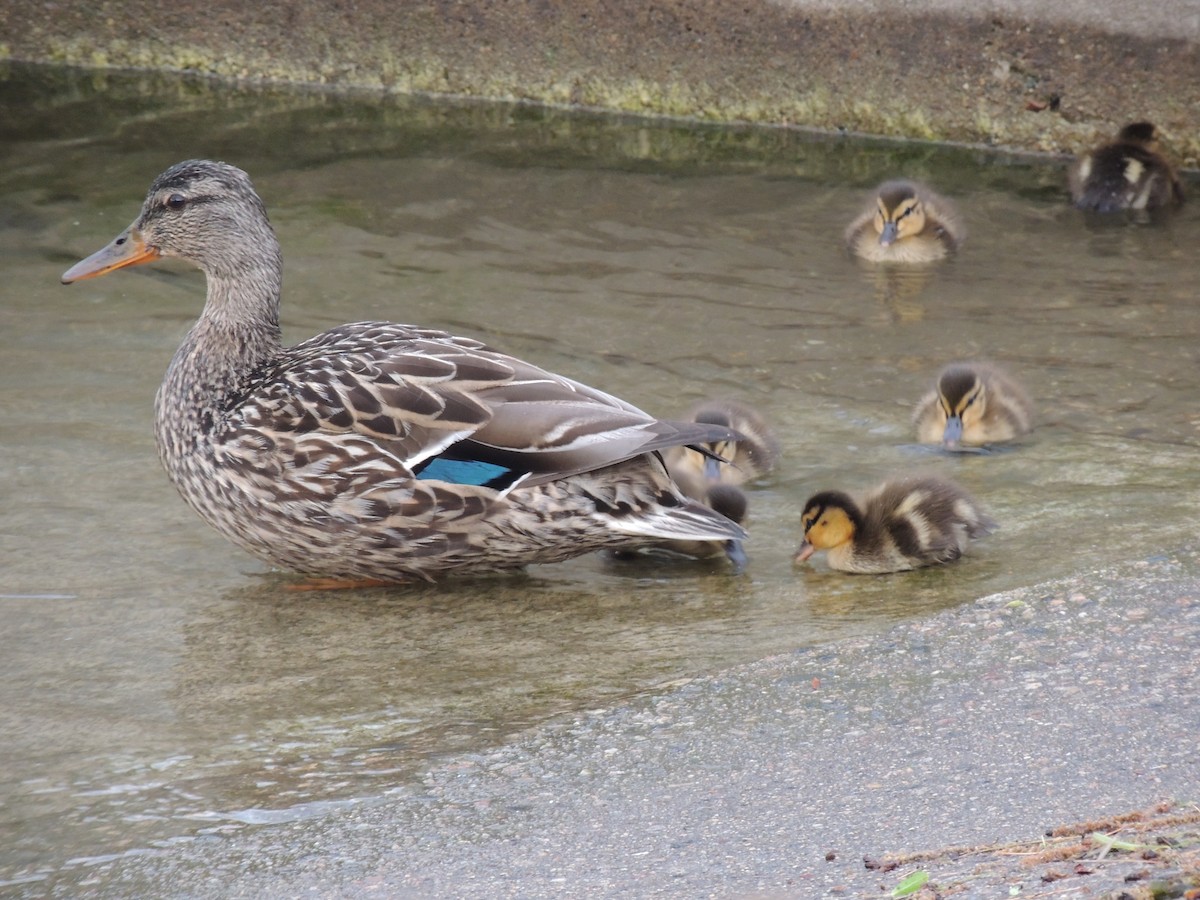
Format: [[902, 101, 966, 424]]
[[2, 0, 1197, 159]]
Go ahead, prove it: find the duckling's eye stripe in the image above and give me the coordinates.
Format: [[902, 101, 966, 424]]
[[804, 504, 826, 531]]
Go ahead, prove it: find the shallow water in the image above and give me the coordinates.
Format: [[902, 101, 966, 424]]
[[1, 63, 1198, 892]]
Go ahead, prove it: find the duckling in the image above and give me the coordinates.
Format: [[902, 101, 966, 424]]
[[655, 401, 778, 570], [793, 476, 995, 574], [845, 180, 963, 263], [913, 362, 1033, 450], [1068, 122, 1184, 213], [664, 400, 781, 502]]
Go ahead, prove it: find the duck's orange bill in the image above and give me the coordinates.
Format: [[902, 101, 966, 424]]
[[793, 542, 816, 563], [61, 226, 160, 284]]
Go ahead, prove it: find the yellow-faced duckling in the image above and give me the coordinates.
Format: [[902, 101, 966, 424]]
[[1068, 122, 1184, 213], [913, 362, 1033, 450], [61, 160, 749, 583], [845, 180, 963, 263], [793, 476, 995, 574], [664, 400, 781, 502]]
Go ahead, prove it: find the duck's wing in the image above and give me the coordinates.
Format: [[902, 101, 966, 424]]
[[463, 354, 742, 486], [241, 322, 736, 491]]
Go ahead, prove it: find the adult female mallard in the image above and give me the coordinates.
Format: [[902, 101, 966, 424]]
[[845, 180, 963, 263], [62, 160, 747, 583], [913, 362, 1033, 450], [793, 476, 994, 574], [1068, 121, 1185, 213]]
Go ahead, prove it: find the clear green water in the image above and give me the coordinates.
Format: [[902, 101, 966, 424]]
[[1, 63, 1197, 892]]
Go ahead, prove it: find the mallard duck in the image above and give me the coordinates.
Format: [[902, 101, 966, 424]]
[[845, 180, 963, 263], [1068, 121, 1185, 213], [793, 476, 995, 574], [61, 160, 748, 583], [913, 362, 1033, 450], [664, 400, 780, 502]]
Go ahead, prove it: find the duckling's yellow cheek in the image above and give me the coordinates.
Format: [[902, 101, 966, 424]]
[[960, 396, 985, 429], [899, 208, 926, 239], [806, 515, 853, 550]]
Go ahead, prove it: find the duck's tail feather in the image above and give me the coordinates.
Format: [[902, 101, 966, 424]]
[[605, 497, 748, 544]]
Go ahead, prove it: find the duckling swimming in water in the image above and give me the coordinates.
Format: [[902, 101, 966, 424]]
[[793, 476, 995, 574], [1068, 121, 1184, 213], [664, 400, 780, 502], [656, 401, 779, 571], [913, 362, 1033, 450], [845, 180, 963, 263]]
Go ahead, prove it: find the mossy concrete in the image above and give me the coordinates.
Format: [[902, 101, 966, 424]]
[[2, 0, 1197, 159]]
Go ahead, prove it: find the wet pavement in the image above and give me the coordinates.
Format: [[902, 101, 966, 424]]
[[76, 548, 1200, 899]]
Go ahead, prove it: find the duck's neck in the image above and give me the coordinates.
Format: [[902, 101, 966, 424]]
[[155, 255, 285, 460]]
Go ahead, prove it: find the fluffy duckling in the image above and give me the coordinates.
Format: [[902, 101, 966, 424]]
[[845, 180, 963, 263], [913, 362, 1033, 450], [658, 401, 779, 571], [1068, 122, 1184, 213], [664, 400, 781, 502], [793, 476, 995, 574]]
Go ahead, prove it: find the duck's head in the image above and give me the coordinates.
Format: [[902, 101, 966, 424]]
[[62, 160, 279, 285], [793, 490, 859, 563], [1116, 121, 1160, 148], [671, 401, 772, 491], [689, 406, 743, 482], [707, 483, 749, 526], [934, 364, 987, 449], [873, 181, 927, 247], [695, 402, 777, 476]]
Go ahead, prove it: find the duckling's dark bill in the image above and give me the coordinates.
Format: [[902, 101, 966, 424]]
[[62, 227, 160, 283]]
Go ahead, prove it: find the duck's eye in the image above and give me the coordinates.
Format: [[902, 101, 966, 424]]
[[165, 193, 187, 211]]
